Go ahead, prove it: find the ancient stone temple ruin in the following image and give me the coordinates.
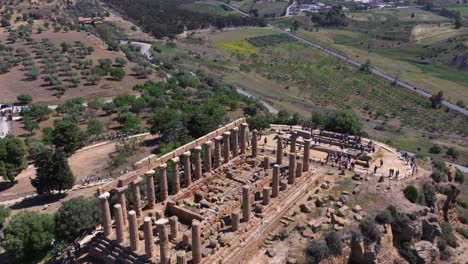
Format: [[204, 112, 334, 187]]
[[88, 118, 379, 264]]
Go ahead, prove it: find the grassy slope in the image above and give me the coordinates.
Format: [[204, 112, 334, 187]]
[[179, 1, 241, 16]]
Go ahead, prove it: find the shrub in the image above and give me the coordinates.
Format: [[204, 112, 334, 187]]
[[421, 182, 436, 207], [325, 230, 342, 256], [441, 222, 458, 248], [54, 196, 101, 241], [3, 211, 54, 261], [446, 147, 459, 160], [431, 170, 446, 183], [387, 204, 397, 217], [428, 144, 442, 154], [454, 169, 464, 184], [0, 204, 11, 226], [360, 216, 380, 243], [403, 185, 418, 203], [305, 240, 329, 264], [456, 227, 468, 239], [432, 160, 447, 172], [16, 94, 32, 104], [375, 209, 393, 224]]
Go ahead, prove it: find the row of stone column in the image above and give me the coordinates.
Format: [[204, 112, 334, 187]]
[[156, 123, 249, 199], [275, 135, 311, 172], [99, 192, 198, 263]]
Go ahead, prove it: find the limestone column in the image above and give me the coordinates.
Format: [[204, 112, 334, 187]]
[[290, 132, 297, 153], [156, 218, 170, 264], [262, 187, 271, 205], [231, 211, 239, 231], [223, 131, 231, 163], [214, 136, 222, 168], [192, 220, 202, 264], [296, 162, 303, 178], [171, 157, 180, 195], [288, 154, 296, 184], [159, 163, 168, 202], [131, 177, 143, 217], [116, 186, 128, 226], [144, 217, 155, 259], [114, 204, 125, 243], [242, 185, 250, 222], [303, 138, 311, 172], [183, 151, 192, 188], [203, 141, 212, 173], [176, 251, 187, 264], [272, 164, 280, 198], [240, 123, 248, 154], [194, 146, 202, 180], [251, 129, 258, 158], [276, 136, 283, 165], [99, 192, 112, 238], [232, 127, 239, 158], [263, 156, 270, 171], [169, 216, 179, 240], [128, 210, 139, 252], [145, 170, 156, 209]]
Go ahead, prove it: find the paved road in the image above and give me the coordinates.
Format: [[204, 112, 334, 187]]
[[236, 88, 279, 114], [221, 3, 468, 116]]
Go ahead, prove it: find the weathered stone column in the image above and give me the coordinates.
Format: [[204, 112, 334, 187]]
[[192, 220, 202, 264], [183, 151, 192, 188], [203, 141, 212, 173], [276, 136, 283, 165], [288, 154, 296, 184], [272, 164, 280, 198], [131, 177, 143, 217], [251, 129, 258, 158], [214, 136, 222, 168], [262, 187, 271, 205], [240, 123, 248, 154], [114, 204, 125, 243], [290, 132, 297, 153], [242, 185, 251, 222], [296, 162, 303, 178], [128, 210, 139, 252], [145, 170, 156, 209], [263, 156, 270, 171], [303, 138, 311, 172], [231, 211, 239, 231], [99, 192, 112, 238], [176, 251, 187, 264], [232, 127, 239, 158], [194, 146, 202, 180], [159, 163, 168, 202], [116, 186, 128, 226], [223, 131, 231, 163], [169, 216, 179, 240], [156, 218, 170, 264], [144, 217, 155, 259], [171, 157, 180, 195]]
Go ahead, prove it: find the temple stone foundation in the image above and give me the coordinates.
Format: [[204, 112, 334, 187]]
[[89, 119, 358, 264]]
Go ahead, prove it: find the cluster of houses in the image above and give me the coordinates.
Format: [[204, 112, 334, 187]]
[[287, 2, 332, 16]]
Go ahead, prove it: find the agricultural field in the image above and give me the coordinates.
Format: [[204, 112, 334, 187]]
[[345, 7, 450, 22], [160, 27, 468, 165]]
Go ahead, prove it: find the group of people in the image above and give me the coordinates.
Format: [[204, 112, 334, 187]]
[[80, 175, 102, 186]]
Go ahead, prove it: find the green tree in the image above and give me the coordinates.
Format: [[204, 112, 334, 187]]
[[247, 115, 271, 131], [21, 104, 52, 122], [3, 211, 54, 261], [430, 91, 443, 109], [115, 56, 127, 66], [31, 148, 75, 194], [54, 196, 101, 241], [118, 112, 140, 132], [324, 109, 362, 135], [446, 147, 459, 160], [86, 74, 101, 85], [16, 94, 33, 104], [51, 119, 85, 155], [87, 119, 103, 137], [403, 185, 418, 203], [0, 138, 27, 181], [109, 67, 126, 80], [325, 230, 342, 256], [23, 116, 39, 135]]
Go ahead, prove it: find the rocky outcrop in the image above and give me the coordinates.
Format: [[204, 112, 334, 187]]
[[349, 224, 395, 264], [438, 183, 460, 221], [412, 240, 439, 264], [421, 214, 442, 243]]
